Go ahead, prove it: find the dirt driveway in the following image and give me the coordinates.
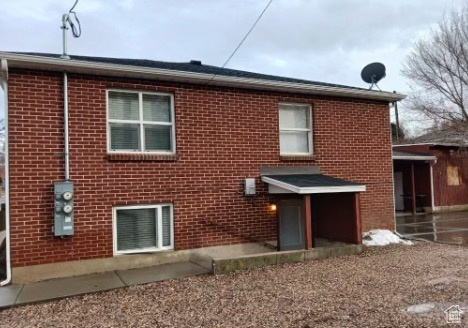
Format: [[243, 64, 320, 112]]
[[396, 211, 468, 245], [0, 243, 467, 328]]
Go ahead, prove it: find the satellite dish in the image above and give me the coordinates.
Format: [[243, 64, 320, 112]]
[[361, 62, 386, 90]]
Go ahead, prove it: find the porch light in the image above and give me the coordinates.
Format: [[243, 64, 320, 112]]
[[268, 204, 277, 211]]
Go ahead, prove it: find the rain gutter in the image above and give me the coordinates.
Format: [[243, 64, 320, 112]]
[[0, 52, 406, 102]]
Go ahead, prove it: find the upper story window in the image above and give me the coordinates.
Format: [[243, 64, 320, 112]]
[[279, 103, 312, 155], [107, 90, 175, 153]]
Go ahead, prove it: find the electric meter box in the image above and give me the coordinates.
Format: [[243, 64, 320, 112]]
[[244, 178, 256, 196], [54, 180, 74, 236]]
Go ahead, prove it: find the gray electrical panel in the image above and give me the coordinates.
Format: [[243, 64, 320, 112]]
[[54, 180, 74, 236]]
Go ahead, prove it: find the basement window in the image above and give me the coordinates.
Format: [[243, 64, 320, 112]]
[[113, 204, 174, 254], [279, 103, 312, 155], [107, 90, 175, 154]]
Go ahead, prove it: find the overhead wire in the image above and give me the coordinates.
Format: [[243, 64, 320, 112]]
[[67, 0, 81, 38], [221, 0, 273, 69], [207, 0, 273, 84]]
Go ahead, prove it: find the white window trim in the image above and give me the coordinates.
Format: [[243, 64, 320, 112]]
[[112, 203, 174, 255], [279, 102, 313, 156], [106, 89, 176, 154]]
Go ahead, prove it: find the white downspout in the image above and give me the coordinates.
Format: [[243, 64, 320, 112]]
[[430, 159, 437, 213], [63, 72, 70, 180], [390, 104, 397, 233], [1, 59, 11, 286]]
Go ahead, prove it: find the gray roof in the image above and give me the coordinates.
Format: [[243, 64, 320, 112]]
[[1, 51, 406, 102], [15, 52, 369, 92], [407, 125, 468, 146], [264, 174, 361, 188]]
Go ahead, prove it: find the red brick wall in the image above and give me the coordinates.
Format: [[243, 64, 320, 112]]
[[8, 69, 394, 267]]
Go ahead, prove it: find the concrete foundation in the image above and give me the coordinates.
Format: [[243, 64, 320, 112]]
[[213, 244, 366, 274], [11, 242, 274, 284], [12, 250, 191, 283], [11, 242, 365, 283], [431, 204, 468, 213]]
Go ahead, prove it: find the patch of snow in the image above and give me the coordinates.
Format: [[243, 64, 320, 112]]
[[406, 303, 436, 314], [362, 229, 413, 246]]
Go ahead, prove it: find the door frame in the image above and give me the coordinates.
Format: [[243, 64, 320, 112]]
[[278, 198, 305, 251], [394, 171, 404, 211]]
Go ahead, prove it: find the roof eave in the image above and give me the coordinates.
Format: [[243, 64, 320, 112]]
[[0, 59, 8, 83], [395, 142, 468, 148], [393, 143, 434, 147], [297, 185, 366, 194], [393, 156, 437, 161], [0, 52, 406, 102], [429, 143, 468, 148], [261, 176, 366, 194]]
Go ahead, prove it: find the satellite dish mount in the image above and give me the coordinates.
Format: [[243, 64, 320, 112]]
[[60, 0, 82, 59], [361, 62, 386, 91]]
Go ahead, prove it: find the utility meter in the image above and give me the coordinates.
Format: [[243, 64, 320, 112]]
[[54, 180, 74, 236], [63, 191, 73, 201], [63, 204, 73, 214]]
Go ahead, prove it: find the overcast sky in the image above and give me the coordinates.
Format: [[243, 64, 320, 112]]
[[0, 0, 466, 134]]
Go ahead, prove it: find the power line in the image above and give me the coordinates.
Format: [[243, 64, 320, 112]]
[[221, 0, 273, 68], [67, 0, 82, 38], [207, 0, 273, 85]]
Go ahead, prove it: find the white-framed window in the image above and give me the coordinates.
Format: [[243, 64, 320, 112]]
[[107, 90, 176, 153], [279, 103, 312, 155], [113, 204, 174, 255]]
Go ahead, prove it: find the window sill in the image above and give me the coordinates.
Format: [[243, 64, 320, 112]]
[[107, 153, 178, 162], [280, 155, 316, 161], [115, 247, 174, 255]]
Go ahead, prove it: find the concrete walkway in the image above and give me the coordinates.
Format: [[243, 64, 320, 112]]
[[0, 242, 273, 309], [0, 261, 210, 309], [0, 241, 365, 309]]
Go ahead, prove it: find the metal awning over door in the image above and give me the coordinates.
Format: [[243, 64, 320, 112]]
[[260, 167, 365, 251], [261, 174, 366, 194]]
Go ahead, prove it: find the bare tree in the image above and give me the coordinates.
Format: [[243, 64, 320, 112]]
[[402, 6, 468, 124]]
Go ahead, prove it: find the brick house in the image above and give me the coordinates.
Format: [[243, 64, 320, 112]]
[[0, 52, 404, 284]]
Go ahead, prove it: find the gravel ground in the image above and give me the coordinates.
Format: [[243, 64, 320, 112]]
[[0, 242, 467, 328]]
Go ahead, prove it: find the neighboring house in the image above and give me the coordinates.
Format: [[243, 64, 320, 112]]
[[393, 126, 468, 213], [0, 52, 404, 284]]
